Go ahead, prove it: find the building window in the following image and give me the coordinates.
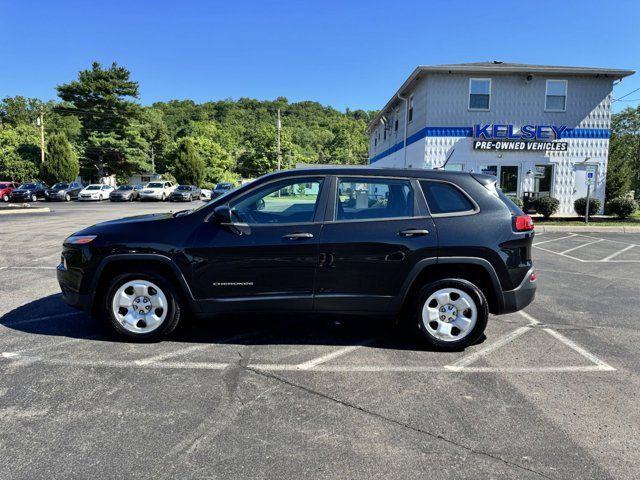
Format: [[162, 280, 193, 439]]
[[374, 137, 377, 147], [383, 128, 387, 140], [469, 78, 491, 110], [408, 96, 414, 122], [394, 117, 398, 132], [545, 80, 567, 111]]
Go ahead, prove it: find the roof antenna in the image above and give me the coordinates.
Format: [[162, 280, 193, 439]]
[[435, 148, 455, 170]]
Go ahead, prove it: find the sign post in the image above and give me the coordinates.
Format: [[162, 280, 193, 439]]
[[584, 165, 597, 224]]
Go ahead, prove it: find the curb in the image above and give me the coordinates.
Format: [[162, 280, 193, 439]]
[[535, 225, 640, 233], [0, 207, 51, 215]]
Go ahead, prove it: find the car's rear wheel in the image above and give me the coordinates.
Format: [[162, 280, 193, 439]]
[[31, 193, 37, 202], [65, 193, 71, 202], [412, 279, 488, 350], [2, 194, 8, 202], [98, 194, 103, 201], [105, 271, 181, 341]]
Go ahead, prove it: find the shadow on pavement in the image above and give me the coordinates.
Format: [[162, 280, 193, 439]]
[[0, 293, 485, 352]]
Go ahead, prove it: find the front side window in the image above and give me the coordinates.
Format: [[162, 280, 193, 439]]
[[420, 181, 475, 215], [336, 178, 414, 221], [469, 78, 491, 110], [545, 80, 567, 111], [230, 178, 323, 225]]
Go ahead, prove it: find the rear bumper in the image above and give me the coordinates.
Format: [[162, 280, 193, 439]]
[[500, 268, 536, 314]]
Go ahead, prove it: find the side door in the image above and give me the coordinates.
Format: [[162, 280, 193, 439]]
[[314, 176, 438, 313], [186, 176, 328, 314]]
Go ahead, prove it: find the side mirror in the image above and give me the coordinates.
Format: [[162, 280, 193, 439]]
[[213, 205, 232, 224]]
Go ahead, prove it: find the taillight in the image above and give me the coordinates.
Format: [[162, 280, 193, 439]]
[[514, 215, 534, 232]]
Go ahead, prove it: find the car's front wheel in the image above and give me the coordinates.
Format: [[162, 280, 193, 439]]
[[65, 193, 71, 202], [2, 194, 8, 202], [31, 194, 37, 202], [412, 279, 488, 350], [161, 193, 166, 201], [105, 271, 181, 341]]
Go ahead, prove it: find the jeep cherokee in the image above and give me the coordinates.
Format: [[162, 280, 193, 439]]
[[57, 167, 536, 349]]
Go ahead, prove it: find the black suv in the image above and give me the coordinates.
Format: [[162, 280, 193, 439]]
[[10, 182, 48, 202], [57, 168, 536, 348], [44, 181, 83, 201]]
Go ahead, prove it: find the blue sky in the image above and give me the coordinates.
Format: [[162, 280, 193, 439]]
[[1, 0, 638, 113]]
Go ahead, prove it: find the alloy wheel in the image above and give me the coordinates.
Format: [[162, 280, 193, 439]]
[[421, 288, 478, 342], [111, 280, 168, 334]]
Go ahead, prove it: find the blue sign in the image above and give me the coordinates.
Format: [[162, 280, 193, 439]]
[[474, 124, 568, 140]]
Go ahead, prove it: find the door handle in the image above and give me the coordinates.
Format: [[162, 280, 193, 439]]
[[283, 232, 314, 240], [399, 229, 430, 237]]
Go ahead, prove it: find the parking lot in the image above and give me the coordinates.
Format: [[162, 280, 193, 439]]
[[1, 202, 640, 479]]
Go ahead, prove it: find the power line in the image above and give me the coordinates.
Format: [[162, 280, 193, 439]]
[[612, 87, 640, 102]]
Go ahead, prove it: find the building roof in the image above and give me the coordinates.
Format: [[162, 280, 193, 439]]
[[366, 61, 635, 133]]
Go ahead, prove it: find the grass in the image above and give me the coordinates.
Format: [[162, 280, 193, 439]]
[[534, 212, 640, 227]]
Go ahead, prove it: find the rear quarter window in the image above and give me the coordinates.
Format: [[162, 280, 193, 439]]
[[420, 181, 475, 215]]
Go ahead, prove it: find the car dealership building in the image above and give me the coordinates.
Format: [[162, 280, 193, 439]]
[[367, 62, 634, 213]]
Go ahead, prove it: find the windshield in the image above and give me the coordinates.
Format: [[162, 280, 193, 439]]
[[52, 183, 69, 189], [147, 182, 163, 188], [176, 186, 192, 191], [215, 184, 232, 191], [86, 185, 101, 190], [22, 183, 37, 189], [117, 185, 133, 190]]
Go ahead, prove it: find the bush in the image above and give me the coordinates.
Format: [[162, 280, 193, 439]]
[[574, 197, 602, 218], [40, 133, 79, 184], [507, 195, 523, 208], [606, 196, 638, 218], [534, 196, 560, 219]]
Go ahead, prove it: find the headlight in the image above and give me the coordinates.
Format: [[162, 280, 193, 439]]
[[65, 235, 97, 245]]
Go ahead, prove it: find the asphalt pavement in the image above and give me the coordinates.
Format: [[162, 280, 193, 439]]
[[1, 200, 639, 479]]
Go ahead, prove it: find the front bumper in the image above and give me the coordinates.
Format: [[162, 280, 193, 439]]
[[79, 194, 102, 201], [140, 193, 164, 200], [501, 268, 537, 314], [57, 263, 92, 311]]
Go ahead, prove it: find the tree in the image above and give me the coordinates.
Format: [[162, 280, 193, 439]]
[[0, 124, 40, 180], [40, 133, 79, 184], [56, 62, 150, 179], [171, 138, 205, 185], [608, 107, 640, 198]]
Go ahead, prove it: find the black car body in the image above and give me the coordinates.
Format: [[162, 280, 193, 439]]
[[10, 182, 48, 202], [170, 185, 201, 202], [110, 185, 142, 202], [44, 181, 83, 201], [210, 182, 234, 200], [57, 168, 536, 346]]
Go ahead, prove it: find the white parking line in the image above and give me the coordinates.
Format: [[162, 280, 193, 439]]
[[559, 238, 604, 254], [532, 234, 577, 246], [446, 326, 531, 370], [543, 328, 615, 371], [1, 311, 84, 327], [601, 244, 635, 262], [296, 342, 374, 370]]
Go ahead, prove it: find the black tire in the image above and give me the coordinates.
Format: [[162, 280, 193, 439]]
[[31, 194, 37, 202], [104, 269, 182, 341], [65, 193, 71, 202], [98, 194, 103, 201], [161, 193, 166, 201], [411, 278, 488, 350], [2, 194, 8, 202]]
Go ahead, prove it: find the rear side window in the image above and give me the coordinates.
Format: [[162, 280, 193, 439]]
[[336, 178, 414, 221], [420, 181, 475, 215]]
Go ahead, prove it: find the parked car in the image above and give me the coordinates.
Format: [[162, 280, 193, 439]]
[[210, 182, 235, 200], [57, 167, 536, 345], [110, 185, 142, 202], [10, 182, 48, 202], [169, 185, 201, 202], [200, 188, 212, 200], [44, 181, 83, 201], [0, 181, 20, 202], [78, 184, 114, 201], [139, 181, 176, 201]]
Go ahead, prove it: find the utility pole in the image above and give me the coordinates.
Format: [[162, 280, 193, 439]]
[[37, 107, 45, 164], [151, 146, 155, 173], [276, 108, 282, 170]]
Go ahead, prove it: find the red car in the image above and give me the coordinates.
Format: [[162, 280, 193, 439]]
[[0, 181, 20, 202]]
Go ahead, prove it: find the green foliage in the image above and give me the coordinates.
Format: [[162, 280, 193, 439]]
[[606, 196, 638, 218], [574, 197, 602, 218], [41, 133, 79, 183], [0, 124, 40, 180], [609, 106, 640, 198], [56, 62, 150, 179], [534, 196, 560, 218], [171, 138, 205, 185], [507, 195, 523, 208]]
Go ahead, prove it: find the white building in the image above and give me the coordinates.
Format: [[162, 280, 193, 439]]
[[367, 62, 634, 213]]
